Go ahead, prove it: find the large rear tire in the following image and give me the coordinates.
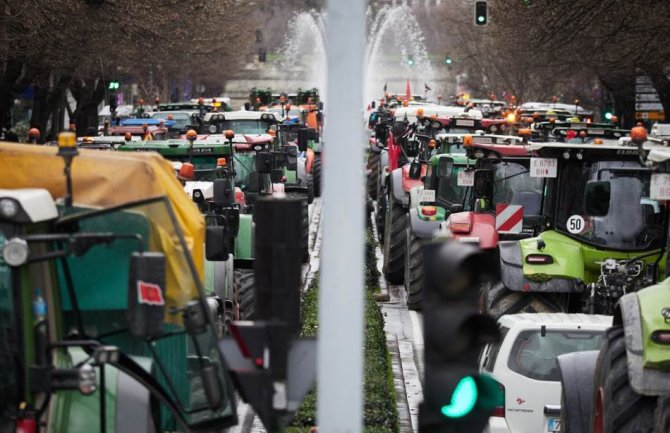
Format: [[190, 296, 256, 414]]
[[483, 280, 567, 320], [306, 173, 314, 204], [592, 326, 655, 433], [383, 194, 406, 285], [654, 396, 670, 433], [234, 269, 255, 321], [404, 222, 423, 310], [313, 155, 322, 197], [376, 188, 387, 243], [367, 151, 380, 200]]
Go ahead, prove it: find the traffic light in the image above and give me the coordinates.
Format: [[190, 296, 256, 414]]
[[419, 241, 502, 433], [407, 55, 415, 66], [444, 56, 453, 65], [474, 1, 488, 26], [108, 81, 120, 90]]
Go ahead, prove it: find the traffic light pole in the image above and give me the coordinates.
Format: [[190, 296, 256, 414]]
[[319, 0, 366, 432]]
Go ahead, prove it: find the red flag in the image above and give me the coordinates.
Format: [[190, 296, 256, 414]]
[[137, 281, 165, 306], [405, 79, 411, 101]]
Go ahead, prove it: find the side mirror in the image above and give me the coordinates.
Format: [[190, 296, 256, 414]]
[[127, 252, 166, 339], [409, 161, 422, 180], [206, 226, 230, 261], [449, 204, 464, 213], [473, 169, 494, 201], [584, 180, 610, 216], [255, 151, 273, 174], [371, 101, 376, 109], [297, 128, 309, 152], [213, 178, 235, 206], [438, 157, 454, 179]]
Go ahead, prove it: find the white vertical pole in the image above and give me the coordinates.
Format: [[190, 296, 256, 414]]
[[318, 0, 365, 432]]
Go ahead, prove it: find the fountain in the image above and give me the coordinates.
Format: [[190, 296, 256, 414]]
[[276, 10, 328, 97], [364, 5, 436, 105]]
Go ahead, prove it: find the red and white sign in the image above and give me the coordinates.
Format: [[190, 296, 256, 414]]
[[496, 204, 523, 233], [137, 281, 165, 306]]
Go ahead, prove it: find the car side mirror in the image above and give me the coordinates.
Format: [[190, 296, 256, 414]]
[[127, 252, 166, 339], [584, 180, 610, 216]]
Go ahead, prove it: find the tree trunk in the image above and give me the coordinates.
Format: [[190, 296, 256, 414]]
[[71, 78, 107, 136], [0, 59, 30, 130]]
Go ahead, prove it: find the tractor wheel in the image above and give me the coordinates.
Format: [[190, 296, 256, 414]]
[[367, 152, 380, 200], [234, 269, 255, 321], [383, 194, 406, 285], [376, 190, 387, 243], [313, 155, 322, 197], [592, 326, 655, 433], [483, 281, 567, 320], [654, 396, 670, 433], [301, 198, 309, 263], [404, 222, 424, 310], [306, 173, 314, 204]]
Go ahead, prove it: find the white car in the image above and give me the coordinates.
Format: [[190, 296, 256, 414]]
[[479, 313, 611, 433]]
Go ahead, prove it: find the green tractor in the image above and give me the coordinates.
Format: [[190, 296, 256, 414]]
[[117, 135, 258, 321], [0, 139, 237, 432], [403, 136, 474, 309], [557, 132, 670, 433], [485, 134, 666, 319]]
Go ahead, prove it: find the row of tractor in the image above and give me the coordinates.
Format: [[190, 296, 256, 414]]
[[368, 94, 670, 432], [0, 90, 324, 432]]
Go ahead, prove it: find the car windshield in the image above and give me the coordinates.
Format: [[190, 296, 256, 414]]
[[221, 120, 270, 135], [493, 161, 544, 216], [508, 329, 604, 381], [55, 197, 235, 428], [555, 160, 665, 250]]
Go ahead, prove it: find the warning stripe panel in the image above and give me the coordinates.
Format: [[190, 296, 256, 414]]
[[496, 204, 523, 233]]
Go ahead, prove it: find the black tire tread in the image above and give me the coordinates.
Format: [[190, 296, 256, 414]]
[[383, 198, 406, 285], [234, 269, 255, 321], [593, 326, 655, 433], [405, 225, 423, 310], [485, 280, 566, 320], [367, 152, 380, 200], [313, 155, 322, 197]]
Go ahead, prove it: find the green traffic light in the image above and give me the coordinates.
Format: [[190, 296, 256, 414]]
[[605, 112, 613, 120], [445, 57, 453, 65], [477, 15, 485, 23], [109, 81, 120, 90], [441, 376, 478, 418]]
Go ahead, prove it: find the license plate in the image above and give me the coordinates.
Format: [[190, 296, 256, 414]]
[[587, 128, 604, 135], [547, 418, 560, 432], [419, 189, 435, 203], [456, 119, 475, 127]]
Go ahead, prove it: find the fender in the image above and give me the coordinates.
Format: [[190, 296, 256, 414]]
[[409, 207, 443, 239], [557, 351, 600, 433], [499, 239, 581, 292], [446, 212, 499, 249], [401, 164, 426, 193], [619, 285, 670, 396], [389, 168, 407, 206], [234, 214, 254, 262]]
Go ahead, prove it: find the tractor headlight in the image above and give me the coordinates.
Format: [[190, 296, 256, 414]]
[[0, 198, 18, 219], [3, 238, 29, 267]]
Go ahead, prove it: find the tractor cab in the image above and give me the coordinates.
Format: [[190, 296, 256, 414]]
[[193, 111, 278, 136]]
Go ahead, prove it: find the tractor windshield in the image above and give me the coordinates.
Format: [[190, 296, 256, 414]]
[[493, 162, 544, 216], [437, 165, 470, 207], [221, 120, 271, 135], [55, 197, 236, 430], [555, 160, 665, 250]]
